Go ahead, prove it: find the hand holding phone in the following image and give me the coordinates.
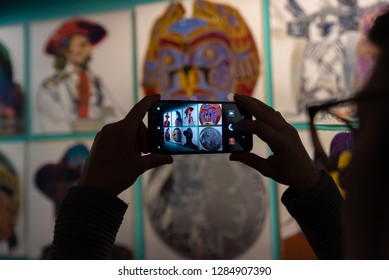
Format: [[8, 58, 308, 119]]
[[148, 100, 253, 154], [78, 94, 172, 195]]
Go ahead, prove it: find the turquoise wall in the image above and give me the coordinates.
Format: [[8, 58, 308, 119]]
[[1, 0, 163, 24]]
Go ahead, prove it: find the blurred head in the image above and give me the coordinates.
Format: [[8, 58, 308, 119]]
[[341, 9, 389, 191], [65, 34, 92, 68], [184, 127, 193, 141], [368, 8, 389, 49], [333, 10, 389, 258], [45, 18, 106, 70], [354, 7, 388, 89]]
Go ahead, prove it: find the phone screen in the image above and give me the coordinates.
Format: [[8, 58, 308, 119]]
[[148, 100, 252, 154]]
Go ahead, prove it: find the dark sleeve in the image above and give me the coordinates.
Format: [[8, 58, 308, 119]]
[[281, 170, 344, 259], [49, 187, 128, 260]]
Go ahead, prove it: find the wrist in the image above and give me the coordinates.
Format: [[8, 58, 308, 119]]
[[76, 177, 119, 196], [293, 166, 322, 196]]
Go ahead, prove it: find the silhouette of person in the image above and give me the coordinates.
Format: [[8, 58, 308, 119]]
[[183, 128, 198, 150]]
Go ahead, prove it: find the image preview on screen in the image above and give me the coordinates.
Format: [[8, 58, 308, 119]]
[[162, 103, 223, 153]]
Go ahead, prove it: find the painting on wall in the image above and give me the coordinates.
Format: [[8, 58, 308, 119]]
[[26, 140, 135, 259], [29, 10, 133, 134], [136, 0, 272, 260], [0, 25, 25, 135], [270, 0, 388, 123], [0, 143, 25, 258]]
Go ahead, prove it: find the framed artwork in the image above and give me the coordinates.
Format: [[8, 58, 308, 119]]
[[26, 140, 135, 259], [270, 0, 388, 123], [141, 150, 271, 260], [0, 142, 25, 258], [136, 0, 265, 102], [29, 10, 133, 134], [136, 0, 272, 259], [0, 25, 25, 135]]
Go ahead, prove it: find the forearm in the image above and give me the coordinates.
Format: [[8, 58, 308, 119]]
[[49, 186, 128, 260], [281, 170, 345, 259]]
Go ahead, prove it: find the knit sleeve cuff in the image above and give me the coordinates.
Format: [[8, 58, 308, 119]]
[[49, 186, 128, 259]]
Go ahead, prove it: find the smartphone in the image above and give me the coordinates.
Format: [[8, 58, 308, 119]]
[[148, 100, 253, 154]]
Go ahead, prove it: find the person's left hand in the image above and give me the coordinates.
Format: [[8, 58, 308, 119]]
[[77, 94, 173, 195]]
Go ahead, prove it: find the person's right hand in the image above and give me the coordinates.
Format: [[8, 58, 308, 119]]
[[229, 94, 321, 194], [77, 94, 173, 196]]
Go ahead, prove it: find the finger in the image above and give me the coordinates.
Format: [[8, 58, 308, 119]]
[[233, 119, 275, 136], [234, 94, 285, 127], [233, 119, 284, 150], [139, 154, 173, 173], [137, 122, 149, 153], [84, 131, 101, 164], [234, 94, 272, 117], [229, 152, 274, 178], [124, 94, 161, 129]]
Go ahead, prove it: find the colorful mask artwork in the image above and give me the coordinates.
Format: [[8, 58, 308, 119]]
[[0, 151, 20, 252], [142, 0, 260, 101], [199, 103, 221, 125]]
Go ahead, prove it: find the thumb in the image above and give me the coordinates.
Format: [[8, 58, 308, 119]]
[[139, 154, 173, 173]]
